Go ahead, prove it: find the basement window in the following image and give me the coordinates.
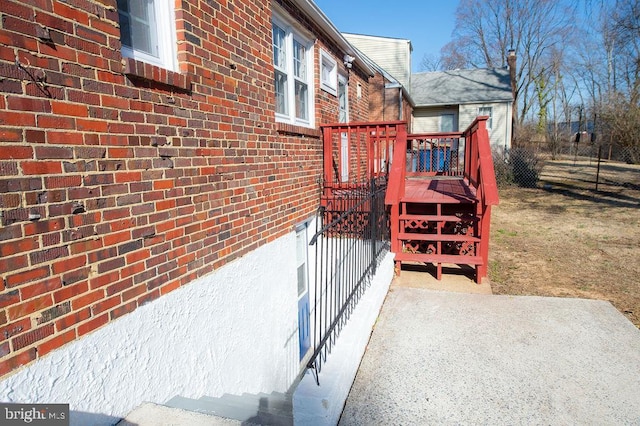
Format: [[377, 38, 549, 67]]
[[117, 0, 177, 72]]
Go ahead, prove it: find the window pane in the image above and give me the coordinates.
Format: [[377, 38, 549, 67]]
[[296, 230, 307, 296], [273, 25, 286, 69], [293, 39, 306, 79], [479, 107, 493, 128], [295, 81, 308, 120], [322, 62, 331, 82], [275, 71, 288, 115], [338, 79, 347, 122], [118, 11, 132, 47], [131, 13, 154, 55], [441, 114, 454, 132], [118, 0, 158, 57], [297, 264, 307, 296]]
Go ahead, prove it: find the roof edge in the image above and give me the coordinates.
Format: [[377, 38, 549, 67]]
[[414, 99, 514, 108], [291, 0, 375, 76]]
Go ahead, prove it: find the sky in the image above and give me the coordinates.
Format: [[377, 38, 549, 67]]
[[313, 0, 460, 72]]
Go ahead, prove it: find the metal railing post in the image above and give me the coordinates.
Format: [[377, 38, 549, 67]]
[[307, 179, 390, 378]]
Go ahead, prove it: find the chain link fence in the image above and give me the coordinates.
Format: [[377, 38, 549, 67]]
[[493, 141, 640, 192]]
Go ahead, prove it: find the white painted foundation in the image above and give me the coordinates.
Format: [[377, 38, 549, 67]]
[[0, 227, 308, 426]]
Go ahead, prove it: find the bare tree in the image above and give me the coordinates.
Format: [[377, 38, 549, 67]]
[[600, 93, 640, 163], [595, 0, 640, 162], [419, 53, 444, 72], [441, 0, 578, 132], [547, 49, 579, 158], [439, 41, 471, 70], [608, 0, 640, 102]]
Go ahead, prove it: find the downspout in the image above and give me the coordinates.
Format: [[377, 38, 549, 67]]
[[398, 87, 403, 121], [382, 81, 386, 121], [507, 49, 517, 146], [505, 101, 511, 151]]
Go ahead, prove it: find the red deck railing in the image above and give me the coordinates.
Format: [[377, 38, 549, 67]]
[[321, 117, 499, 281], [461, 116, 499, 279], [462, 116, 499, 207], [321, 121, 405, 187], [405, 132, 463, 177], [383, 117, 498, 206]]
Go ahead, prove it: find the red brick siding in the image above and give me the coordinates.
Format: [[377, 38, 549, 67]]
[[368, 73, 413, 124], [0, 0, 370, 377]]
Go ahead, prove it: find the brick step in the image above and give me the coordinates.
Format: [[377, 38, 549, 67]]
[[398, 232, 480, 242], [400, 214, 479, 222], [395, 252, 483, 265]]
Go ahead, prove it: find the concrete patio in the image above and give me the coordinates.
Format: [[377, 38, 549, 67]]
[[119, 262, 640, 425], [338, 267, 640, 425]]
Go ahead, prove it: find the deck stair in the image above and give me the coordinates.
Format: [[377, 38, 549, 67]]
[[320, 117, 498, 284], [394, 177, 483, 281], [382, 117, 499, 284]]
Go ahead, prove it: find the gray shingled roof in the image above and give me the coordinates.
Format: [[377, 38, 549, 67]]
[[411, 68, 513, 106]]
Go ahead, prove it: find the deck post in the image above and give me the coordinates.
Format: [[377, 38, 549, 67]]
[[322, 126, 334, 185], [476, 204, 492, 283], [390, 203, 400, 255]]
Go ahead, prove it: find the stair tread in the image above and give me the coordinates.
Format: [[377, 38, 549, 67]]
[[396, 252, 483, 264], [399, 232, 480, 242], [199, 393, 293, 415], [400, 214, 478, 222], [165, 395, 259, 422], [118, 402, 240, 426], [401, 197, 476, 204]]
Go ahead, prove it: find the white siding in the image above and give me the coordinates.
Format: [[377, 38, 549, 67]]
[[344, 34, 411, 89], [459, 101, 512, 150], [412, 107, 459, 134], [412, 102, 512, 150]]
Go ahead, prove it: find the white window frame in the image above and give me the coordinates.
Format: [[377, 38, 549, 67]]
[[338, 73, 349, 182], [440, 113, 455, 132], [338, 74, 349, 123], [117, 0, 177, 71], [320, 49, 337, 96], [295, 225, 309, 299], [478, 106, 493, 130], [272, 13, 315, 128]]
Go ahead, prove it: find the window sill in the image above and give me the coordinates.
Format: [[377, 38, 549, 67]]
[[276, 123, 322, 138], [122, 57, 191, 91], [321, 84, 338, 97]]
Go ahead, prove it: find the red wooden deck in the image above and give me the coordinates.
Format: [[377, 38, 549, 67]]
[[402, 177, 477, 204]]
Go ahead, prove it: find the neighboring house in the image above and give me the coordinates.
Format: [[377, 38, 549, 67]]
[[549, 121, 595, 136], [411, 68, 514, 151], [343, 33, 413, 94], [0, 0, 376, 423], [352, 45, 415, 124]]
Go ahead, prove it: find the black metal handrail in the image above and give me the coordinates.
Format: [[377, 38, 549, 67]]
[[307, 177, 390, 383]]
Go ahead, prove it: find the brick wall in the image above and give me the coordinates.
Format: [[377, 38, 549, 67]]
[[369, 73, 387, 121], [368, 73, 413, 125], [0, 0, 370, 378]]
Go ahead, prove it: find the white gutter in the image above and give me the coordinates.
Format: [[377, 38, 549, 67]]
[[291, 0, 375, 77]]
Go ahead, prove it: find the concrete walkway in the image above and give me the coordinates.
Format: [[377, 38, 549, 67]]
[[339, 268, 640, 425]]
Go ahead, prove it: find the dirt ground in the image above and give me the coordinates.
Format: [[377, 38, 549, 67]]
[[489, 158, 640, 327]]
